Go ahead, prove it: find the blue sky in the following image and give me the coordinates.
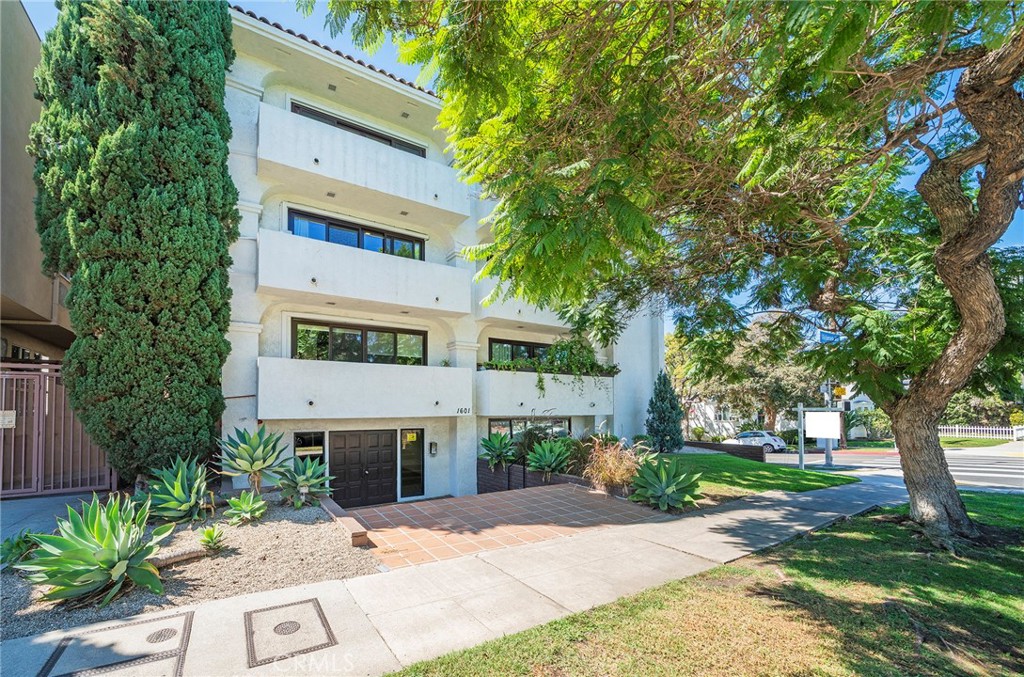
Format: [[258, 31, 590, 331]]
[[21, 0, 1021, 250]]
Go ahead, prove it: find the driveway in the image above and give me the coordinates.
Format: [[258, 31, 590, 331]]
[[0, 492, 100, 541], [351, 484, 670, 568]]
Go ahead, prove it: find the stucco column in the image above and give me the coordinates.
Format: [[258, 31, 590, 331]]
[[446, 339, 479, 369], [448, 414, 478, 496], [222, 321, 261, 488]]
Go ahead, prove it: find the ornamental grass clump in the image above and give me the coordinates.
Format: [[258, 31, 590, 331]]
[[583, 437, 642, 494], [16, 494, 172, 606], [219, 425, 287, 494]]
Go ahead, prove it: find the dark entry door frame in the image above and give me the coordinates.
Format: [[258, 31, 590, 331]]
[[328, 430, 397, 508]]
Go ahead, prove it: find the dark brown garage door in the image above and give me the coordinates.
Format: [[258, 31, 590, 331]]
[[328, 430, 397, 508]]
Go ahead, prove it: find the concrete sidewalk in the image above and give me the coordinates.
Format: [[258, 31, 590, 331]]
[[1, 475, 909, 676]]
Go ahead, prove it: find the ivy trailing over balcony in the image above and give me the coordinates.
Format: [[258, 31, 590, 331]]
[[479, 336, 619, 395]]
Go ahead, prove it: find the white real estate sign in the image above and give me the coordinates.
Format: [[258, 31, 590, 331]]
[[805, 411, 841, 439]]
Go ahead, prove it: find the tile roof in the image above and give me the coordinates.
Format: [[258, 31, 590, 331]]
[[230, 4, 438, 99]]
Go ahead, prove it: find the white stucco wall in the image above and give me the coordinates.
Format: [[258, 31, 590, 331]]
[[220, 11, 664, 496]]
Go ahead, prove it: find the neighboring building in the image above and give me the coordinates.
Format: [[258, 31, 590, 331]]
[[0, 1, 74, 360], [222, 8, 664, 506]]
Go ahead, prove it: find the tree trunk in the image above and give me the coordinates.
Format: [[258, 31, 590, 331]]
[[890, 404, 978, 541], [763, 406, 777, 432]]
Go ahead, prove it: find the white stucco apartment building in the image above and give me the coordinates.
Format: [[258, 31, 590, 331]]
[[222, 7, 664, 508]]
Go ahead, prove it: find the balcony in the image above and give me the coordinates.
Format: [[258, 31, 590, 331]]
[[474, 369, 614, 418], [473, 276, 567, 330], [257, 103, 470, 225], [257, 357, 474, 420], [257, 229, 472, 316]]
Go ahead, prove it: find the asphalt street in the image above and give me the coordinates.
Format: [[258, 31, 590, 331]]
[[768, 443, 1024, 490]]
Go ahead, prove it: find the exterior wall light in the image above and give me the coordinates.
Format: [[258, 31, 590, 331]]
[[429, 441, 438, 457], [307, 400, 314, 407]]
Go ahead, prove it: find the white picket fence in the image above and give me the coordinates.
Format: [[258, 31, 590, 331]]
[[937, 425, 1015, 440]]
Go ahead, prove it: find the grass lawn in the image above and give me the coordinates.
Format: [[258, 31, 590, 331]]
[[846, 438, 1010, 450], [671, 452, 859, 495], [394, 491, 1024, 677]]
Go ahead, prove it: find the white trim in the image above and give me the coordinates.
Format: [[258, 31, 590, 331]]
[[237, 200, 263, 216], [231, 11, 439, 109], [278, 199, 432, 242], [226, 75, 264, 99], [229, 321, 263, 335]]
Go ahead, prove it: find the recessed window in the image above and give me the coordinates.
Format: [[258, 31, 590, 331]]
[[293, 320, 425, 366], [294, 431, 325, 457], [291, 102, 427, 158], [288, 210, 425, 262], [489, 339, 550, 362], [488, 418, 570, 440]]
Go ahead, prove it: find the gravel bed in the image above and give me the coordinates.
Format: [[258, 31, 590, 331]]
[[1, 493, 381, 640]]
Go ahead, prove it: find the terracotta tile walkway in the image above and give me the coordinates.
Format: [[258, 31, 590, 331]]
[[351, 484, 668, 569]]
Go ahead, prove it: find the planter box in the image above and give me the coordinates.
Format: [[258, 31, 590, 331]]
[[476, 459, 629, 498]]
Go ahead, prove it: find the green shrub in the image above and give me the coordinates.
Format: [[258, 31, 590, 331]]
[[1, 529, 37, 566], [198, 524, 225, 552], [277, 456, 334, 508], [16, 495, 172, 606], [479, 432, 516, 471], [224, 490, 267, 526], [563, 435, 592, 476], [691, 426, 706, 441], [738, 421, 760, 432], [645, 370, 685, 452], [219, 425, 287, 494], [146, 456, 212, 522], [710, 435, 725, 443], [1010, 409, 1024, 427], [527, 439, 571, 482], [630, 458, 703, 512]]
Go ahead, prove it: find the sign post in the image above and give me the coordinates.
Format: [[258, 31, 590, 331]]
[[796, 402, 805, 470]]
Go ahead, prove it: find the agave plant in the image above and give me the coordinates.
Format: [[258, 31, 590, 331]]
[[218, 425, 287, 494], [277, 456, 334, 508], [1, 528, 36, 566], [15, 494, 172, 606], [527, 439, 571, 482], [224, 490, 268, 526], [198, 524, 225, 552], [630, 458, 703, 512], [478, 432, 516, 471], [146, 456, 212, 522]]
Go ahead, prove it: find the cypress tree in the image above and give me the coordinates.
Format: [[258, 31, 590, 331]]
[[29, 0, 239, 481], [645, 370, 685, 452]]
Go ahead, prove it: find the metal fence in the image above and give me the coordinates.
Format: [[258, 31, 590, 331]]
[[937, 425, 1014, 440], [1, 362, 114, 497]]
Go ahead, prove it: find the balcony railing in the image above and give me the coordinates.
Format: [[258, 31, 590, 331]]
[[257, 103, 470, 225], [474, 369, 614, 417], [257, 357, 474, 420], [257, 229, 472, 315]]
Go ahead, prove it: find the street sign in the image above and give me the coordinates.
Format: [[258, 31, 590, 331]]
[[805, 411, 842, 439]]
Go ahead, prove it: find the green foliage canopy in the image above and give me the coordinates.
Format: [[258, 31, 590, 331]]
[[31, 0, 240, 479]]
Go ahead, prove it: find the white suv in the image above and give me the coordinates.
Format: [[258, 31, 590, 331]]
[[724, 430, 788, 453]]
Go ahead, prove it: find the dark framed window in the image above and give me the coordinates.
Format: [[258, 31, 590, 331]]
[[294, 431, 325, 457], [292, 319, 426, 366], [288, 210, 424, 261], [488, 339, 550, 362], [291, 102, 427, 158], [487, 418, 570, 440], [400, 429, 425, 498]]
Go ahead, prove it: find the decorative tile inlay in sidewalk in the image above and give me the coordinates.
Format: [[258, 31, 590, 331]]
[[352, 484, 668, 569], [37, 610, 193, 677], [243, 598, 338, 668]]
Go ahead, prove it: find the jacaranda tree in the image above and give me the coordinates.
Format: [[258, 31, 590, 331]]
[[31, 0, 239, 482], [312, 1, 1024, 543]]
